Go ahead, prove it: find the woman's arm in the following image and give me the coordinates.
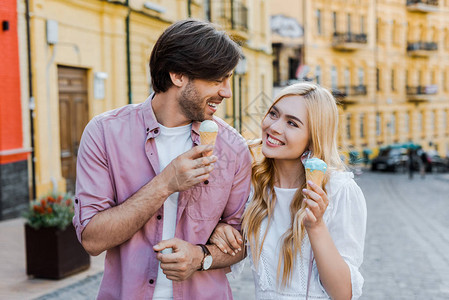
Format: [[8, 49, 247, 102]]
[[209, 222, 244, 256], [303, 180, 352, 300]]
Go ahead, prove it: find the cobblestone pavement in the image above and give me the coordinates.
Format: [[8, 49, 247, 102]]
[[37, 171, 449, 300]]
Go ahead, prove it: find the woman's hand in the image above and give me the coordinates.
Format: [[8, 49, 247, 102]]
[[209, 223, 243, 256], [302, 180, 329, 230]]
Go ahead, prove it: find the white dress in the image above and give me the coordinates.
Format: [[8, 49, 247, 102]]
[[231, 171, 367, 300]]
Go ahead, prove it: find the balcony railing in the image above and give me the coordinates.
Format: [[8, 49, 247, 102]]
[[212, 0, 248, 38], [407, 42, 438, 51], [406, 0, 439, 12], [333, 85, 367, 103], [406, 85, 438, 95], [406, 85, 438, 102], [407, 42, 438, 57], [332, 32, 367, 50]]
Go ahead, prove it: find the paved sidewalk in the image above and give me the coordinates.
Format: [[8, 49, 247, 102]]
[[0, 218, 105, 300]]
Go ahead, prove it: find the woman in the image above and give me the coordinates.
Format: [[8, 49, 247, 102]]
[[210, 82, 367, 299]]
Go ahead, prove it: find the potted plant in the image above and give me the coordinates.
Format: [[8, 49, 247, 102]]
[[23, 193, 90, 279]]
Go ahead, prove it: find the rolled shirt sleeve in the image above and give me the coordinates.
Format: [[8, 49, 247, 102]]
[[73, 117, 116, 243]]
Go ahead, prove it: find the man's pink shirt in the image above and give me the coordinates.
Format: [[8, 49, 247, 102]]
[[73, 96, 252, 299]]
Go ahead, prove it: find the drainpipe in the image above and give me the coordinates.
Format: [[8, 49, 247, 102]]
[[126, 1, 132, 104], [25, 0, 36, 200], [188, 0, 192, 18]]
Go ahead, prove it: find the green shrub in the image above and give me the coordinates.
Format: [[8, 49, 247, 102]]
[[24, 194, 74, 230]]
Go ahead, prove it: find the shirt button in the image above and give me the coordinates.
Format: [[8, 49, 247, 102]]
[[146, 128, 149, 132], [154, 129, 159, 134], [149, 279, 154, 284], [75, 199, 79, 204], [157, 215, 162, 220], [204, 180, 209, 185]]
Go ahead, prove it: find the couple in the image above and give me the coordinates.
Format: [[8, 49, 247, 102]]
[[73, 20, 367, 300]]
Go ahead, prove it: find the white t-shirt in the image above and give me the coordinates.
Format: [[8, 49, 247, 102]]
[[231, 171, 367, 300], [153, 123, 192, 299]]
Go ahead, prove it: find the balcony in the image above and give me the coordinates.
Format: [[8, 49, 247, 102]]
[[211, 1, 249, 42], [407, 42, 438, 57], [406, 0, 439, 13], [333, 85, 367, 104], [406, 85, 438, 102], [332, 32, 368, 51]]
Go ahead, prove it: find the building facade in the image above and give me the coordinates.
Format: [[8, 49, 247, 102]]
[[0, 0, 30, 219], [271, 0, 449, 159], [13, 0, 271, 205]]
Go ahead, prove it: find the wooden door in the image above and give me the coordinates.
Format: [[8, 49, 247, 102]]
[[58, 66, 89, 194]]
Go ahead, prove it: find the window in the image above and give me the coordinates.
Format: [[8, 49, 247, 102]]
[[289, 58, 299, 80], [376, 68, 381, 91], [331, 66, 338, 89], [358, 68, 365, 86], [204, 0, 211, 21], [333, 12, 337, 33], [316, 9, 322, 35], [390, 113, 396, 135], [391, 69, 395, 91], [346, 114, 352, 139], [360, 113, 365, 138], [345, 68, 350, 91], [376, 112, 381, 136], [315, 66, 322, 85]]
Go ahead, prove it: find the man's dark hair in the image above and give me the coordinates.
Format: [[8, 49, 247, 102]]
[[149, 19, 242, 93]]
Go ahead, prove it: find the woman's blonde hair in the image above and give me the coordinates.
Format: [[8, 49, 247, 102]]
[[242, 82, 345, 288]]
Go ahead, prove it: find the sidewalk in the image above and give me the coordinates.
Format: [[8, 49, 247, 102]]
[[0, 218, 105, 300]]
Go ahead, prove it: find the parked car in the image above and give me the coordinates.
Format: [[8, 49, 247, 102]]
[[371, 147, 409, 172], [423, 151, 449, 172]]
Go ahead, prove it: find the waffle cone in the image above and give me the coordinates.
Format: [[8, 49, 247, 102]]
[[200, 131, 217, 156], [306, 169, 325, 189]]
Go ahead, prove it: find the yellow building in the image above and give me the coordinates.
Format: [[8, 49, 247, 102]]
[[19, 0, 272, 198], [271, 0, 449, 160]]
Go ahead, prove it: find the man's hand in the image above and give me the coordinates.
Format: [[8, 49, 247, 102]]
[[161, 145, 218, 194], [153, 238, 204, 281]]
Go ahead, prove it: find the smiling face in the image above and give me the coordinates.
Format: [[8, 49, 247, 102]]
[[178, 74, 232, 121], [261, 95, 310, 161]]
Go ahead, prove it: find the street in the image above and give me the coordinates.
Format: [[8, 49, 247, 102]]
[[37, 171, 449, 300]]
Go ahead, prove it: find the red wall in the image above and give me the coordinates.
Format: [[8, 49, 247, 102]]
[[0, 0, 27, 164]]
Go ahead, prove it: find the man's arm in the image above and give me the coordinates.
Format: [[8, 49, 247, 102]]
[[80, 144, 217, 256], [154, 136, 252, 280], [153, 239, 245, 281]]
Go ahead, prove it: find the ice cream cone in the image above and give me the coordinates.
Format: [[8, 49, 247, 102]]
[[304, 157, 327, 189], [200, 132, 218, 156], [306, 169, 325, 189], [199, 120, 219, 157]]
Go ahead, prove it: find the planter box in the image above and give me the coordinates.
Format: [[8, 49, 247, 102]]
[[25, 224, 90, 279]]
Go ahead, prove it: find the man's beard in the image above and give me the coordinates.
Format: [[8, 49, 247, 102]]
[[178, 81, 207, 122]]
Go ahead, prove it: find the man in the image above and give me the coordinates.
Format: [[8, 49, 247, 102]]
[[73, 20, 251, 299]]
